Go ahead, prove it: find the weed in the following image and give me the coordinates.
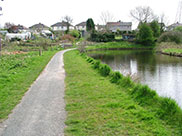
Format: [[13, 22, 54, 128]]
[[99, 64, 111, 76], [92, 60, 100, 69], [110, 71, 123, 83]]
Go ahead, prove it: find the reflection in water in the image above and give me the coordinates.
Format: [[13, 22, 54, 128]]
[[88, 50, 182, 108]]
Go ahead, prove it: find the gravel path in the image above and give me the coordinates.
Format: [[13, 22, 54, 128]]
[[0, 49, 72, 136]]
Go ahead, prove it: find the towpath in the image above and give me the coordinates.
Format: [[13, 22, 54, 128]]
[[0, 49, 72, 136]]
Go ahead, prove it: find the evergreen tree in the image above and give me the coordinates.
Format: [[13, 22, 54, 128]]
[[150, 20, 160, 38], [86, 18, 95, 32]]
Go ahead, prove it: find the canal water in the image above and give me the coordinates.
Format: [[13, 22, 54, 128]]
[[87, 50, 182, 108]]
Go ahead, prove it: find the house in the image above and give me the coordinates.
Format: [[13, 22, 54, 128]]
[[29, 23, 49, 33], [167, 22, 182, 31], [7, 24, 27, 33], [75, 22, 105, 32], [75, 22, 86, 31], [96, 24, 106, 32], [51, 21, 74, 31], [106, 21, 132, 32], [5, 32, 32, 41], [16, 24, 28, 32]]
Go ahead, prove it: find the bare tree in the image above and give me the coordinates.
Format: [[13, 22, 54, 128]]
[[130, 6, 156, 23], [61, 15, 73, 33], [100, 11, 115, 30], [158, 13, 169, 32], [158, 13, 169, 25], [4, 22, 15, 29], [100, 11, 115, 25]]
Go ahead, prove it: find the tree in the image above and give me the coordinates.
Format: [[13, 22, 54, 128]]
[[100, 11, 115, 30], [150, 20, 160, 38], [61, 15, 73, 33], [130, 6, 156, 23], [137, 23, 154, 46], [86, 18, 95, 32], [174, 26, 182, 32], [4, 22, 15, 29], [158, 13, 169, 33]]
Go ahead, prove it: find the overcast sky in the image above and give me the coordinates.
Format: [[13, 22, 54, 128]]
[[0, 0, 180, 29]]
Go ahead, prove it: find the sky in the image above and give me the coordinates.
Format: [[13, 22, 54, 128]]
[[0, 0, 180, 29]]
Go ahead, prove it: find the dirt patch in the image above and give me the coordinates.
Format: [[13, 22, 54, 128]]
[[2, 51, 27, 55]]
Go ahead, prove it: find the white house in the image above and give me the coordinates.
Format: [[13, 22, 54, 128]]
[[75, 22, 86, 31], [29, 23, 49, 34], [107, 21, 132, 32], [51, 21, 74, 31], [167, 22, 182, 31]]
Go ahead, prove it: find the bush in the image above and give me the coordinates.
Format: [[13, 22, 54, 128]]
[[158, 31, 182, 44], [137, 23, 154, 46], [174, 26, 182, 32], [150, 20, 160, 38], [33, 36, 52, 50], [89, 32, 115, 42], [10, 37, 21, 42], [61, 34, 75, 43], [69, 30, 80, 38], [99, 64, 111, 76]]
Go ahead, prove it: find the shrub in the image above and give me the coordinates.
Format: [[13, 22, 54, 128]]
[[61, 34, 75, 43], [150, 20, 160, 38], [158, 31, 182, 44], [10, 37, 21, 42], [137, 23, 154, 46], [34, 36, 52, 50], [89, 32, 115, 42], [69, 30, 80, 38], [86, 18, 95, 32], [99, 64, 111, 76], [174, 26, 182, 32]]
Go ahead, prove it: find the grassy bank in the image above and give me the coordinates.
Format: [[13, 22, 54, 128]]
[[164, 48, 182, 53], [0, 48, 61, 121], [64, 50, 182, 136], [156, 42, 182, 57], [86, 41, 154, 51]]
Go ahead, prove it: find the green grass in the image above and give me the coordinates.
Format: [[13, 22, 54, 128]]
[[1, 43, 63, 52], [64, 50, 182, 136], [86, 41, 154, 50], [163, 48, 182, 54], [115, 35, 123, 40], [0, 50, 60, 121]]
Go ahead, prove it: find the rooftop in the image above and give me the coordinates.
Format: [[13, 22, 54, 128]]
[[51, 21, 73, 27]]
